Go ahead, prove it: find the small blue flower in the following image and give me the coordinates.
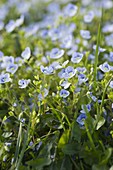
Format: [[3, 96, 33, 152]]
[[51, 62, 62, 70], [76, 113, 87, 126], [67, 45, 78, 56], [49, 28, 61, 41], [21, 47, 31, 60], [5, 15, 24, 33], [50, 48, 64, 59], [81, 104, 91, 113], [15, 15, 24, 27], [90, 93, 97, 102], [78, 74, 88, 84], [5, 20, 16, 33], [25, 24, 38, 37], [60, 89, 70, 98], [0, 73, 11, 84], [2, 56, 14, 68], [71, 52, 83, 63], [6, 63, 18, 74], [0, 51, 4, 60], [60, 34, 73, 49], [58, 68, 66, 79], [38, 88, 49, 101], [58, 66, 76, 79], [15, 57, 24, 66], [40, 29, 49, 38], [64, 66, 76, 79], [80, 30, 91, 39], [84, 11, 94, 23], [62, 60, 69, 67], [109, 81, 113, 88], [60, 81, 71, 89], [63, 3, 78, 17], [99, 62, 111, 73], [93, 45, 106, 53], [98, 99, 102, 104], [40, 65, 54, 75], [109, 52, 113, 62], [76, 67, 86, 73], [18, 79, 30, 88]]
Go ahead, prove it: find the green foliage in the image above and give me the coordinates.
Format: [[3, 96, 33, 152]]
[[0, 0, 113, 170]]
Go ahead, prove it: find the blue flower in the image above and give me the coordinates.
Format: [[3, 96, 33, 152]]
[[50, 48, 64, 59], [109, 52, 113, 62], [71, 52, 83, 63], [50, 62, 62, 70], [109, 81, 113, 88], [76, 113, 87, 126], [5, 15, 24, 33], [5, 20, 16, 33], [6, 63, 18, 74], [18, 79, 30, 88], [80, 30, 91, 39], [58, 68, 66, 79], [78, 74, 88, 84], [0, 73, 11, 84], [49, 28, 61, 41], [90, 93, 97, 102], [38, 88, 49, 101], [63, 3, 78, 17], [60, 34, 73, 49], [0, 51, 4, 60], [99, 62, 111, 73], [93, 45, 106, 53], [40, 29, 49, 38], [2, 56, 14, 68], [64, 66, 76, 79], [21, 47, 31, 60], [58, 66, 76, 79], [40, 65, 54, 75], [60, 89, 70, 98], [76, 67, 86, 73], [15, 15, 24, 27], [24, 24, 38, 37], [15, 57, 24, 66], [60, 81, 71, 89], [102, 24, 113, 33], [81, 104, 91, 113], [84, 11, 94, 23]]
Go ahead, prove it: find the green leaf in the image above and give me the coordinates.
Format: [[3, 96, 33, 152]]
[[92, 164, 108, 170], [93, 23, 101, 89], [99, 148, 112, 165], [62, 143, 78, 155], [58, 130, 70, 149], [2, 132, 13, 138], [71, 122, 81, 142], [96, 116, 105, 130], [26, 157, 52, 169], [109, 166, 113, 170], [60, 156, 72, 170]]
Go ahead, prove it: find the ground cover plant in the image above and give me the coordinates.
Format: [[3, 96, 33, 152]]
[[0, 0, 113, 169]]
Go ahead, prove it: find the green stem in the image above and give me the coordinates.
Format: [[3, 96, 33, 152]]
[[15, 120, 30, 170], [100, 77, 113, 114]]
